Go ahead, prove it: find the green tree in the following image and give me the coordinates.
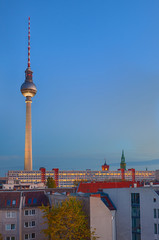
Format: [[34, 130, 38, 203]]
[[41, 197, 98, 240], [46, 177, 56, 188], [73, 179, 88, 187]]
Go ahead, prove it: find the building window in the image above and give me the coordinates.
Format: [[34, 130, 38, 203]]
[[154, 209, 157, 218], [12, 200, 16, 205], [132, 207, 140, 218], [33, 198, 37, 204], [24, 222, 28, 228], [24, 210, 35, 216], [5, 224, 15, 230], [6, 237, 15, 240], [154, 223, 157, 234], [25, 210, 28, 216], [131, 193, 140, 205], [32, 233, 35, 239], [132, 233, 141, 240], [24, 221, 35, 228], [24, 233, 35, 239], [32, 210, 35, 215], [154, 198, 156, 202], [7, 200, 11, 206], [28, 198, 32, 204], [32, 221, 35, 227], [6, 212, 16, 218]]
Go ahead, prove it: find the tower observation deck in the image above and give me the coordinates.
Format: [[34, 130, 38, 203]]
[[21, 17, 37, 171]]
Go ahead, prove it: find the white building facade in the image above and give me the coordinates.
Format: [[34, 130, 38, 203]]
[[104, 187, 159, 240]]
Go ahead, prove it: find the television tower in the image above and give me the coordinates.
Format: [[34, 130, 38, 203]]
[[21, 17, 37, 171]]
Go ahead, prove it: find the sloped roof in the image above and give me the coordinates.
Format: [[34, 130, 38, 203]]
[[155, 190, 159, 196], [90, 192, 116, 211], [0, 191, 21, 208], [101, 195, 116, 210], [23, 191, 49, 207]]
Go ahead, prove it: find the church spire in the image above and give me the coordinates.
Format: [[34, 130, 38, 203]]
[[120, 150, 126, 170]]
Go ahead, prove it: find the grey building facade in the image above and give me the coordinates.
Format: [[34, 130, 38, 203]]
[[104, 187, 159, 240]]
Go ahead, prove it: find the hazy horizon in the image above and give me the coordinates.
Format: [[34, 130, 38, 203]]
[[1, 1, 159, 175]]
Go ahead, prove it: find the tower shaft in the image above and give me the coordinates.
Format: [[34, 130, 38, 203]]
[[24, 97, 32, 171]]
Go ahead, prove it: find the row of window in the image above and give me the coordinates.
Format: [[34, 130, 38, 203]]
[[24, 233, 35, 239], [154, 209, 159, 219], [6, 210, 36, 218], [6, 212, 16, 218], [26, 198, 37, 204], [25, 210, 35, 216], [6, 237, 15, 240], [6, 200, 16, 206], [5, 224, 15, 231], [24, 221, 35, 228], [5, 222, 35, 230], [5, 234, 35, 240]]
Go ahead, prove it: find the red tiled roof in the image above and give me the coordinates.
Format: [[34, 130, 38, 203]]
[[0, 192, 21, 208], [77, 181, 142, 193], [23, 191, 49, 207]]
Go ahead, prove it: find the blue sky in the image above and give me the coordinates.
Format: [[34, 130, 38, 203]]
[[1, 0, 159, 175]]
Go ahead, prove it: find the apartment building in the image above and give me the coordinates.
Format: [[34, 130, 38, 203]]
[[104, 187, 159, 240], [0, 190, 49, 240], [0, 192, 21, 240]]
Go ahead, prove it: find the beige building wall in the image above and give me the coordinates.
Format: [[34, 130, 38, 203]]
[[90, 196, 115, 240], [21, 208, 47, 240], [0, 209, 19, 239]]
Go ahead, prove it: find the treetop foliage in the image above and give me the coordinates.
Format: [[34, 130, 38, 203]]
[[46, 177, 56, 188], [41, 196, 98, 240]]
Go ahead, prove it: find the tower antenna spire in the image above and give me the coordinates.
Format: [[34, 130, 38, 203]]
[[28, 16, 31, 68]]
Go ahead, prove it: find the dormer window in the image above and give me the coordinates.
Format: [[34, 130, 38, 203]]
[[7, 200, 11, 206], [33, 198, 37, 204]]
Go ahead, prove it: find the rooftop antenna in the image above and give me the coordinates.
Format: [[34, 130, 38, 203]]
[[28, 17, 31, 68]]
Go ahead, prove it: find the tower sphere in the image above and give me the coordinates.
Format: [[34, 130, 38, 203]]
[[21, 80, 37, 97]]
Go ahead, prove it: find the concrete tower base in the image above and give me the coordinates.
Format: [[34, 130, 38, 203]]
[[24, 96, 32, 171]]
